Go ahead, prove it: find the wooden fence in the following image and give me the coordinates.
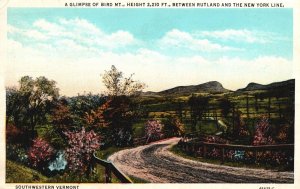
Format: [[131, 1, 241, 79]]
[[92, 153, 133, 183], [178, 139, 294, 165]]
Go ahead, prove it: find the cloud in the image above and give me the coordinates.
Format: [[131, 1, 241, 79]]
[[8, 25, 48, 41], [58, 18, 101, 34], [8, 18, 139, 52], [33, 19, 64, 33], [8, 19, 249, 59], [196, 29, 285, 44], [159, 29, 241, 52], [6, 18, 292, 96], [6, 37, 292, 96]]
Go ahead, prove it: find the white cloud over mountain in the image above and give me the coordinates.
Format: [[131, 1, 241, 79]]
[[6, 18, 293, 96]]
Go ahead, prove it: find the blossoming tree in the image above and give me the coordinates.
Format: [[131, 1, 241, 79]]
[[145, 120, 164, 143], [64, 127, 101, 175]]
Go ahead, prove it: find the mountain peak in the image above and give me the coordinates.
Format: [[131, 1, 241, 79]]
[[157, 81, 229, 96], [238, 79, 295, 92]]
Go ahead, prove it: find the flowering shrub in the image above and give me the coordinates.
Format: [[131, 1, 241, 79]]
[[64, 127, 100, 173], [28, 138, 55, 168], [145, 120, 164, 143], [239, 127, 250, 137], [253, 116, 275, 145], [207, 148, 221, 159]]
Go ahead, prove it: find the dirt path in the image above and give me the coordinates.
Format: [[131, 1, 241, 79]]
[[108, 138, 293, 183]]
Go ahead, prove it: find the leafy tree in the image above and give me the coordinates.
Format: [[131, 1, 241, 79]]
[[18, 76, 59, 139], [102, 65, 146, 96], [64, 128, 101, 175], [51, 98, 73, 133], [6, 87, 24, 127], [104, 96, 136, 146], [188, 95, 209, 131], [101, 66, 146, 146], [68, 93, 106, 128], [162, 116, 185, 137], [219, 97, 232, 118], [83, 99, 110, 129]]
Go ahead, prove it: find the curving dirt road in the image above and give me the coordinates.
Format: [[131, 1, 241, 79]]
[[108, 138, 293, 183]]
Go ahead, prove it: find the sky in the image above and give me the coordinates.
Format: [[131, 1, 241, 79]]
[[6, 8, 293, 96]]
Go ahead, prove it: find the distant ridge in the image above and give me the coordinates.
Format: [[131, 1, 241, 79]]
[[237, 79, 295, 92], [141, 79, 294, 97], [142, 81, 230, 96]]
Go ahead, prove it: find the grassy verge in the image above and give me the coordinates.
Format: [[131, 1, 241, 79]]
[[6, 160, 48, 183], [170, 145, 291, 171], [128, 175, 150, 183]]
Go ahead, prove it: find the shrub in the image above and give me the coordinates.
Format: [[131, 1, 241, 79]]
[[162, 116, 185, 137], [64, 128, 101, 174], [6, 124, 23, 144], [7, 144, 29, 165], [253, 116, 275, 145], [145, 119, 163, 143], [28, 138, 55, 170]]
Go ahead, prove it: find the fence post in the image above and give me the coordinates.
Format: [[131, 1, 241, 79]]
[[203, 144, 207, 158], [90, 156, 95, 176], [221, 147, 225, 164], [254, 150, 258, 164]]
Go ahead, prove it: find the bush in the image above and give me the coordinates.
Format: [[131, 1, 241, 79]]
[[28, 138, 55, 170], [145, 119, 163, 143], [64, 127, 101, 175], [253, 116, 275, 145], [162, 116, 185, 137], [6, 144, 29, 165], [6, 124, 23, 144]]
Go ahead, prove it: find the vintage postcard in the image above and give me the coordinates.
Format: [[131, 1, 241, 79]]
[[0, 0, 299, 189]]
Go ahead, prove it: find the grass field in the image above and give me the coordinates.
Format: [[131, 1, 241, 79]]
[[6, 160, 48, 183]]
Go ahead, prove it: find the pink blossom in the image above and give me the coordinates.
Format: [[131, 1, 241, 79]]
[[28, 138, 55, 168], [64, 127, 101, 173]]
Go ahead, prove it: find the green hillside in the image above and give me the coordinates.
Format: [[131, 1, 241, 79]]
[[6, 160, 48, 183]]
